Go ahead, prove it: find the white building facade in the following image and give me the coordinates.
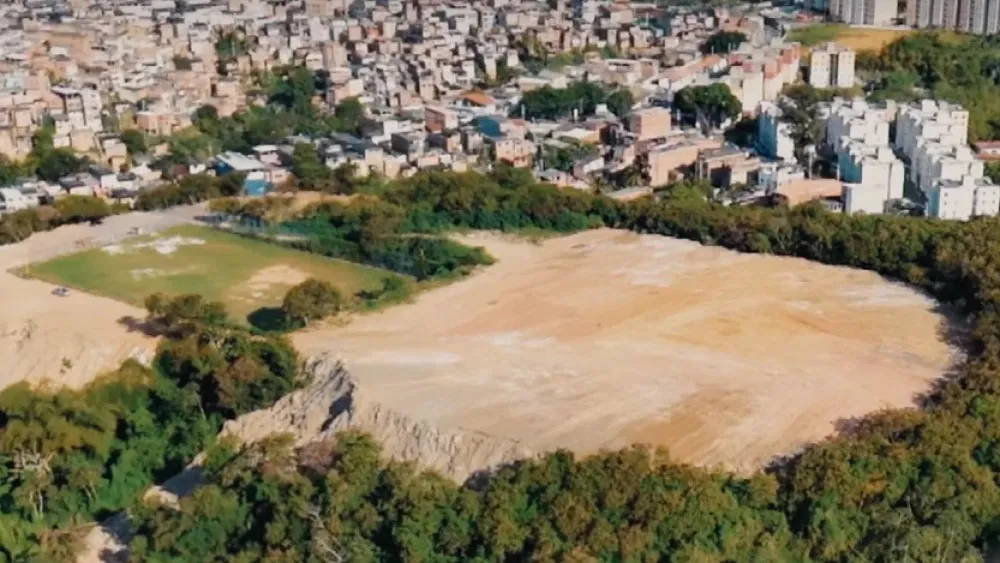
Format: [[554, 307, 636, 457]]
[[926, 175, 1000, 220], [809, 42, 856, 89], [824, 99, 904, 214]]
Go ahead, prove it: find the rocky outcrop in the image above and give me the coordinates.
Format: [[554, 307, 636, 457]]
[[221, 353, 532, 482]]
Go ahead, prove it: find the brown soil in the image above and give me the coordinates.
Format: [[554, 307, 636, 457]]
[[294, 229, 958, 471]]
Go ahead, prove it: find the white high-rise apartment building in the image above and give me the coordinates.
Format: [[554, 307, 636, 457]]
[[894, 100, 968, 161], [891, 100, 998, 220], [840, 145, 906, 214], [824, 99, 905, 214], [809, 43, 856, 89], [830, 0, 897, 25], [825, 98, 895, 148], [907, 0, 1000, 34]]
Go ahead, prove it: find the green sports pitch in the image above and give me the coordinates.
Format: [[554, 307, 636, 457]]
[[28, 225, 395, 326]]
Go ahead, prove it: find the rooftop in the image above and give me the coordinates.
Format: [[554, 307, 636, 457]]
[[216, 151, 266, 172]]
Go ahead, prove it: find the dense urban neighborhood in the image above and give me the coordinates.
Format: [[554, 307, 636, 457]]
[[0, 0, 997, 225]]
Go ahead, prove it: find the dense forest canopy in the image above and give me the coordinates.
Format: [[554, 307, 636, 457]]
[[5, 166, 1000, 561]]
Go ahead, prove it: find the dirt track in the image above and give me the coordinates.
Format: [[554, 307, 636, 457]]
[[0, 206, 203, 389], [294, 229, 958, 471]]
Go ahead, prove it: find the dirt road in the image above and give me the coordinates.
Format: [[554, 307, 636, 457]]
[[294, 229, 958, 471], [0, 205, 203, 389]]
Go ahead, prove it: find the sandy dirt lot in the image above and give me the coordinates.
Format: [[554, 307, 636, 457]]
[[294, 229, 958, 471], [831, 28, 914, 52], [0, 206, 203, 389]]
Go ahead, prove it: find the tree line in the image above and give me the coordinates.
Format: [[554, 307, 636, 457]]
[[0, 195, 123, 245], [212, 193, 495, 283]]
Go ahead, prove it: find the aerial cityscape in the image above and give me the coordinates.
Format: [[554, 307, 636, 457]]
[[4, 0, 1000, 560]]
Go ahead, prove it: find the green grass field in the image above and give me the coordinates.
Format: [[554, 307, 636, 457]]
[[788, 23, 916, 51], [29, 225, 395, 327]]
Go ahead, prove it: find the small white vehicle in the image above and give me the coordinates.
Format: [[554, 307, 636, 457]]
[[52, 287, 71, 297]]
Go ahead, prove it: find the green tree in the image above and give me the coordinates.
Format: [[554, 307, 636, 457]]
[[700, 31, 748, 55], [514, 82, 609, 120], [724, 116, 758, 148], [542, 142, 599, 172], [672, 83, 742, 129], [172, 56, 194, 71], [144, 293, 229, 337], [331, 162, 360, 194], [777, 84, 826, 166], [0, 155, 29, 185], [214, 27, 252, 61], [52, 196, 110, 223], [606, 89, 635, 118], [987, 161, 1000, 184], [119, 129, 147, 156], [333, 97, 365, 134], [290, 143, 332, 191], [267, 66, 317, 112], [282, 278, 343, 325], [34, 148, 86, 182], [193, 104, 220, 126]]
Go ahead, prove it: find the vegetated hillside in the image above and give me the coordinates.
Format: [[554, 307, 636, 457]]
[[2, 167, 1000, 562], [0, 293, 301, 562], [864, 32, 1000, 142]]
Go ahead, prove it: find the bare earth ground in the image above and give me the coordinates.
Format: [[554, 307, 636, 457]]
[[0, 206, 203, 389], [294, 229, 958, 471]]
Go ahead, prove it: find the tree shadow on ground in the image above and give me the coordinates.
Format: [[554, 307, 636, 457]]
[[247, 307, 293, 333], [117, 315, 164, 337]]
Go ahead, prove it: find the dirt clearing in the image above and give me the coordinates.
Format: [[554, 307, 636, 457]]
[[0, 206, 203, 389], [294, 229, 958, 471]]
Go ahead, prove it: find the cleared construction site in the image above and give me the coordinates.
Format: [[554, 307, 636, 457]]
[[293, 229, 958, 471], [0, 219, 957, 473]]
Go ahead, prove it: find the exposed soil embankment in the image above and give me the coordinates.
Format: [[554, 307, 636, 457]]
[[222, 354, 532, 481]]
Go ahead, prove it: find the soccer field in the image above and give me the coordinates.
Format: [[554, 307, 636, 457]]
[[29, 225, 395, 326]]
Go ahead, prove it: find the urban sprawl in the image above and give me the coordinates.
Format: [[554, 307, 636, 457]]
[[0, 0, 996, 222]]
